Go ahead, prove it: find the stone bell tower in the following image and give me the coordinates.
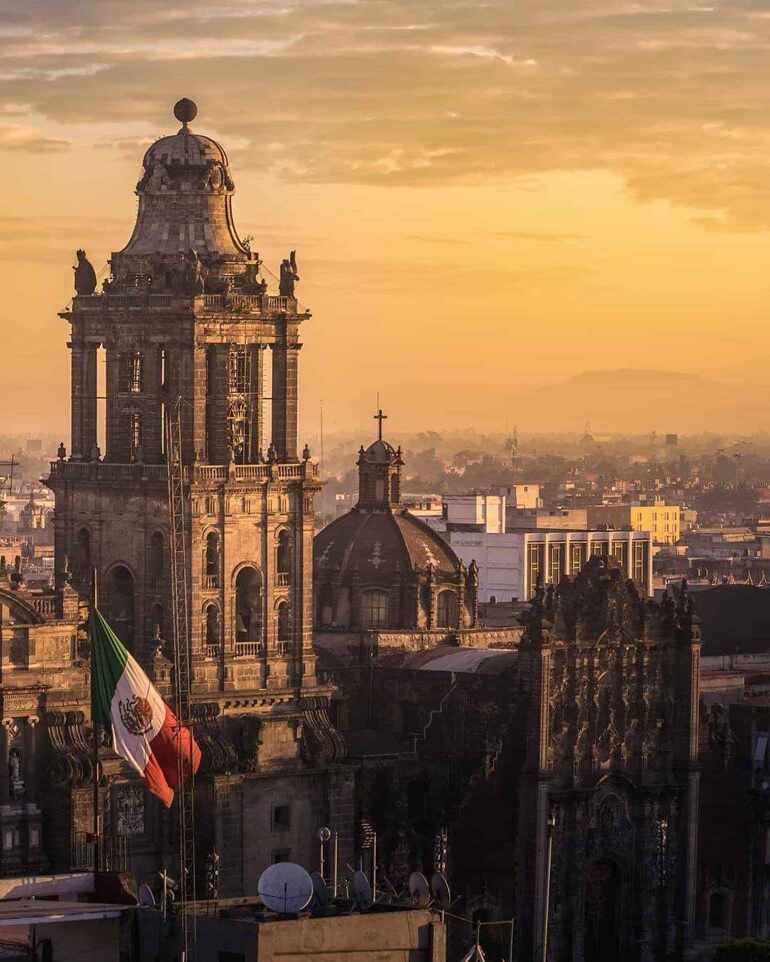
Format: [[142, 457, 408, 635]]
[[48, 98, 321, 691]]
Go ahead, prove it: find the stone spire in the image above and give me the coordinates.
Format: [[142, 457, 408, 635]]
[[109, 99, 254, 288]]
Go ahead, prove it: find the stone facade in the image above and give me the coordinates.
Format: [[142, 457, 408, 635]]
[[316, 557, 700, 962]]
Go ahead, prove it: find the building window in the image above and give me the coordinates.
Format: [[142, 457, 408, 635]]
[[527, 543, 544, 598], [235, 566, 262, 643], [436, 590, 458, 628], [205, 532, 220, 587], [277, 601, 290, 642], [362, 590, 389, 628], [592, 541, 608, 558], [105, 565, 135, 647], [76, 527, 91, 582], [570, 542, 586, 575], [612, 541, 627, 569], [149, 603, 164, 641], [120, 352, 144, 394], [277, 530, 291, 586], [633, 542, 647, 586], [205, 604, 220, 648], [548, 544, 563, 585], [272, 804, 291, 830], [129, 414, 142, 462]]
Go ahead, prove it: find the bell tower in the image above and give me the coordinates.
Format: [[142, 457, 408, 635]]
[[48, 99, 321, 692]]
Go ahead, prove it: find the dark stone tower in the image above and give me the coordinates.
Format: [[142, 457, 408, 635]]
[[46, 101, 351, 891]]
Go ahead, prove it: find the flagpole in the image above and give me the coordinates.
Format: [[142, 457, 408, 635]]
[[91, 567, 101, 874]]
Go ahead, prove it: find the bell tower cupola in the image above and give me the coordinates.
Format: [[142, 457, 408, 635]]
[[356, 410, 403, 511]]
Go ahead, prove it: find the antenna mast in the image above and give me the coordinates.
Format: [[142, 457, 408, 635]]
[[165, 398, 197, 960]]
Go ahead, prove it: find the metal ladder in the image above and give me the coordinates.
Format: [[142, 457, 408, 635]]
[[165, 398, 197, 960]]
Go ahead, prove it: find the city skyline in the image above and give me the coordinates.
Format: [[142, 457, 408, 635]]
[[4, 0, 770, 435]]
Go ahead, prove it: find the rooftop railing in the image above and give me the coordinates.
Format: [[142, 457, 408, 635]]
[[70, 292, 300, 316], [48, 460, 319, 483]]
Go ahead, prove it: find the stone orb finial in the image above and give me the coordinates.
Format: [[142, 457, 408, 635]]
[[174, 98, 198, 126]]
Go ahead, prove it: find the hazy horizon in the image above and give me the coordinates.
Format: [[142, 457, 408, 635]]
[[4, 0, 770, 437]]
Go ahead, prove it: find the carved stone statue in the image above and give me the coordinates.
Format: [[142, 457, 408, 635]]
[[8, 748, 23, 799], [57, 441, 66, 460], [73, 250, 97, 295], [279, 250, 299, 297]]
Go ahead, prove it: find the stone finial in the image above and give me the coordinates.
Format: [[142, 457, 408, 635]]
[[302, 443, 311, 461], [173, 98, 198, 127], [57, 441, 66, 461]]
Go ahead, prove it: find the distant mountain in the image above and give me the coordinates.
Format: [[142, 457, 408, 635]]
[[514, 369, 769, 433]]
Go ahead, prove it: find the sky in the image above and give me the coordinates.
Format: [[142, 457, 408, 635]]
[[3, 0, 770, 439]]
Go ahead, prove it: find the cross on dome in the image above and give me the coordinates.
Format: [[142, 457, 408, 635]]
[[373, 408, 388, 441]]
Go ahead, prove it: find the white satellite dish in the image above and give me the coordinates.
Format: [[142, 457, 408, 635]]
[[258, 863, 314, 915], [352, 870, 373, 910], [138, 883, 156, 907], [431, 872, 451, 909], [408, 871, 431, 908], [311, 871, 330, 908]]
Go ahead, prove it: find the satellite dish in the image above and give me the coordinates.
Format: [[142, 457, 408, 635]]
[[311, 871, 330, 908], [317, 826, 332, 842], [258, 863, 314, 915], [431, 872, 451, 909], [352, 870, 373, 910], [409, 871, 431, 907], [138, 883, 156, 907]]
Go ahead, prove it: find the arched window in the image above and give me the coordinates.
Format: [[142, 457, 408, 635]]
[[75, 528, 91, 582], [129, 353, 144, 393], [149, 532, 164, 582], [205, 532, 220, 587], [362, 590, 389, 628], [204, 604, 220, 651], [277, 601, 290, 644], [277, 530, 291, 586], [436, 590, 458, 628], [235, 567, 262, 643], [106, 565, 135, 647]]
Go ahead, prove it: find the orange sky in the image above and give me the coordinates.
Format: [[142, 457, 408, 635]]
[[3, 0, 770, 438]]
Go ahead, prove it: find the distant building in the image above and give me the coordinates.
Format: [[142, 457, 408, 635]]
[[441, 526, 652, 602], [507, 507, 589, 531], [585, 502, 681, 545], [498, 482, 542, 509]]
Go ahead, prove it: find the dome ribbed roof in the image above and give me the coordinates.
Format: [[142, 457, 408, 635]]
[[314, 509, 460, 581], [142, 129, 229, 170]]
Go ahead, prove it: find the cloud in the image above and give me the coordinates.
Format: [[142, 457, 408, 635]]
[[496, 231, 587, 242], [0, 124, 69, 151], [3, 0, 770, 226]]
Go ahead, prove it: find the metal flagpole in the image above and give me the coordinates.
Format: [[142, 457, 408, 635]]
[[91, 567, 101, 873], [542, 813, 556, 962]]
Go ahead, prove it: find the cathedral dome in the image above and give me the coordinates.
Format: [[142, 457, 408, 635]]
[[315, 508, 460, 582], [142, 129, 229, 170], [360, 439, 398, 464]]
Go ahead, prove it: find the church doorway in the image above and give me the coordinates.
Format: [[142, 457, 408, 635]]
[[583, 858, 622, 962], [105, 565, 135, 647]]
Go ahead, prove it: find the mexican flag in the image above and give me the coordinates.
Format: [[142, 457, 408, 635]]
[[90, 607, 201, 808]]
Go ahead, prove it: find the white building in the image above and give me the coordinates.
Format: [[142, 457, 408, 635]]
[[443, 527, 652, 603]]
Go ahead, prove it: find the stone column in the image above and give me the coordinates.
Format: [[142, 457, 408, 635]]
[[270, 322, 300, 462], [23, 716, 38, 805], [0, 719, 18, 805], [71, 342, 98, 460]]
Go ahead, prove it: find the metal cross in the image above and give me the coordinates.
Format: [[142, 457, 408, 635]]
[[373, 408, 387, 440]]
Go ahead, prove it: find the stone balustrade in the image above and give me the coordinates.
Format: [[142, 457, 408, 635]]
[[71, 292, 300, 316], [48, 459, 319, 483]]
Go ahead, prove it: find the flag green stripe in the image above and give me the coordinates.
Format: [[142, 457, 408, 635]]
[[90, 607, 130, 728]]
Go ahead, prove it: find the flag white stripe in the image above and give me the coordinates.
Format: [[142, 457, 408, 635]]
[[108, 651, 167, 778]]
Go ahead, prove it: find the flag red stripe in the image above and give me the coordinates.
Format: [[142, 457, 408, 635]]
[[144, 705, 202, 808]]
